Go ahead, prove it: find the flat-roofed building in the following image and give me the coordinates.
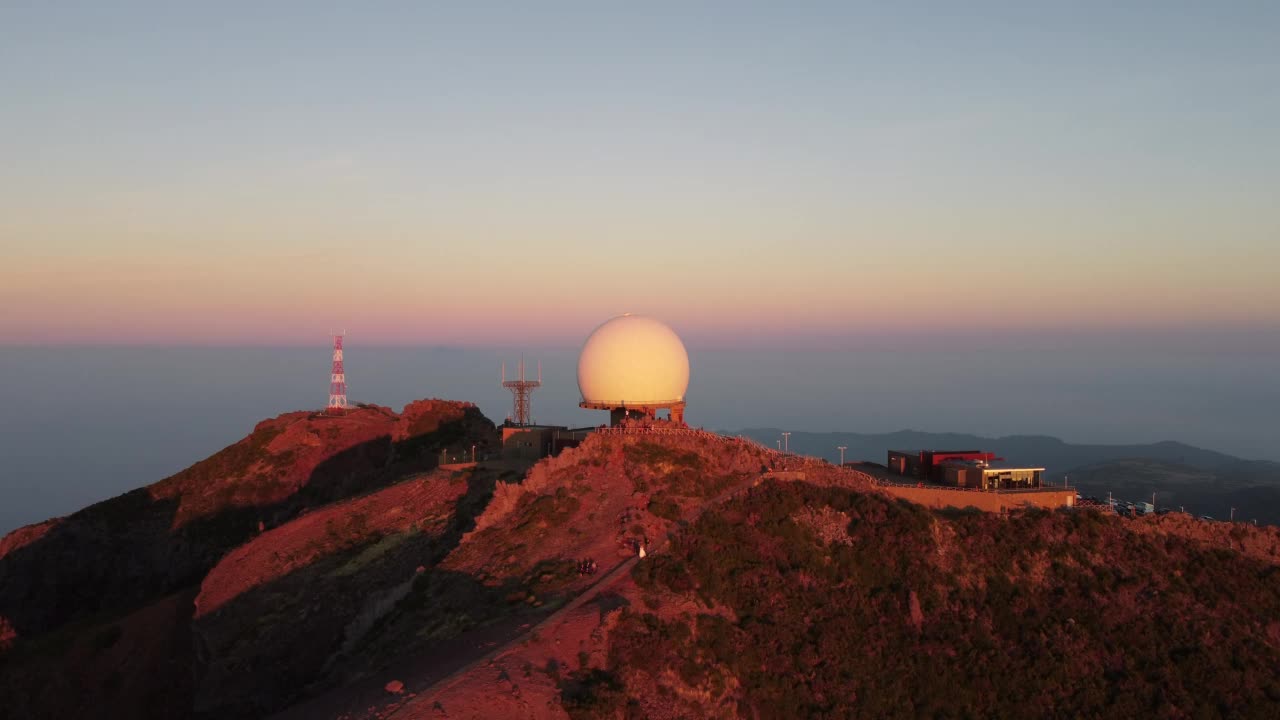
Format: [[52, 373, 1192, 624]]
[[938, 460, 1045, 490], [501, 423, 596, 459], [887, 450, 999, 481]]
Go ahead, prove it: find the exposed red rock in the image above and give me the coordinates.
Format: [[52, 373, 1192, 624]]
[[149, 401, 482, 529], [0, 518, 61, 561]]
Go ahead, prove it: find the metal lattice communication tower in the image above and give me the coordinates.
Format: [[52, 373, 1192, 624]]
[[327, 333, 348, 415], [502, 355, 541, 426]]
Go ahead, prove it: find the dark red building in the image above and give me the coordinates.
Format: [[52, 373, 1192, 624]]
[[887, 450, 999, 481]]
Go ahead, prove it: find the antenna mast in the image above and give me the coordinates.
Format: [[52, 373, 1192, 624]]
[[501, 354, 542, 426], [327, 332, 348, 415]]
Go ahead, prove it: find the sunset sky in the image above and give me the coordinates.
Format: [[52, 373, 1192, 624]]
[[3, 2, 1278, 347]]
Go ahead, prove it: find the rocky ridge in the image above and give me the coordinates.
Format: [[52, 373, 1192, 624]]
[[0, 399, 495, 720], [4, 411, 1280, 720]]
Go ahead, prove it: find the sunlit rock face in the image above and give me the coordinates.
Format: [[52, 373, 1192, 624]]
[[577, 314, 690, 406]]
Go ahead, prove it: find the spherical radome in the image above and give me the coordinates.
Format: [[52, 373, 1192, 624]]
[[577, 315, 690, 406]]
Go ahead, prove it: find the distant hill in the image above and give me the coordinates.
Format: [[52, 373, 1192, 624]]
[[1065, 458, 1280, 525], [728, 428, 1248, 472], [730, 428, 1280, 521]]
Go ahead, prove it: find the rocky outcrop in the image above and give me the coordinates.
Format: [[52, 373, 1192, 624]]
[[0, 400, 496, 720], [0, 401, 493, 644], [0, 518, 61, 652], [0, 518, 61, 562]]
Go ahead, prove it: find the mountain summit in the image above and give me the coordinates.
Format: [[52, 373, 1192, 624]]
[[2, 407, 1278, 719]]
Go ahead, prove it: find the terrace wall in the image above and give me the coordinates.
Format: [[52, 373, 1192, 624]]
[[880, 485, 1075, 512]]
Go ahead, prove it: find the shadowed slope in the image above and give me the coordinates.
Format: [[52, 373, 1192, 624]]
[[0, 399, 496, 720], [191, 466, 502, 718]]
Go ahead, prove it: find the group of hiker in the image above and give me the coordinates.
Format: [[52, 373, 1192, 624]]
[[577, 529, 651, 579], [618, 506, 650, 557]]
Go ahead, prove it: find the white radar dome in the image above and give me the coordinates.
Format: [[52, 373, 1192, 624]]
[[577, 314, 690, 406]]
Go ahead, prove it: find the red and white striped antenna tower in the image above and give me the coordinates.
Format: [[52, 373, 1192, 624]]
[[501, 354, 541, 426], [327, 331, 348, 415]]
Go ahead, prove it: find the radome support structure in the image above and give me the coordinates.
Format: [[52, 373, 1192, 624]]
[[502, 356, 541, 426], [327, 333, 348, 415]]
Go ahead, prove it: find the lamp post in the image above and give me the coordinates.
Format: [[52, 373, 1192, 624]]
[[782, 432, 791, 454], [471, 444, 477, 463], [837, 445, 847, 466]]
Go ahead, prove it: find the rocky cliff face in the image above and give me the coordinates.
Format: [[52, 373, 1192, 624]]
[[0, 399, 495, 720]]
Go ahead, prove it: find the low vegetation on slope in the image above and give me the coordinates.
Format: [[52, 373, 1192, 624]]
[[338, 430, 777, 685], [573, 481, 1280, 719], [191, 467, 493, 718]]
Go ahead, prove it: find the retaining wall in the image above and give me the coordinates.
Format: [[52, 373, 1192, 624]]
[[880, 485, 1075, 513]]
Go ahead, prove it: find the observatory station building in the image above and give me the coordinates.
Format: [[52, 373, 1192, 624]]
[[577, 314, 690, 426], [887, 449, 1046, 491]]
